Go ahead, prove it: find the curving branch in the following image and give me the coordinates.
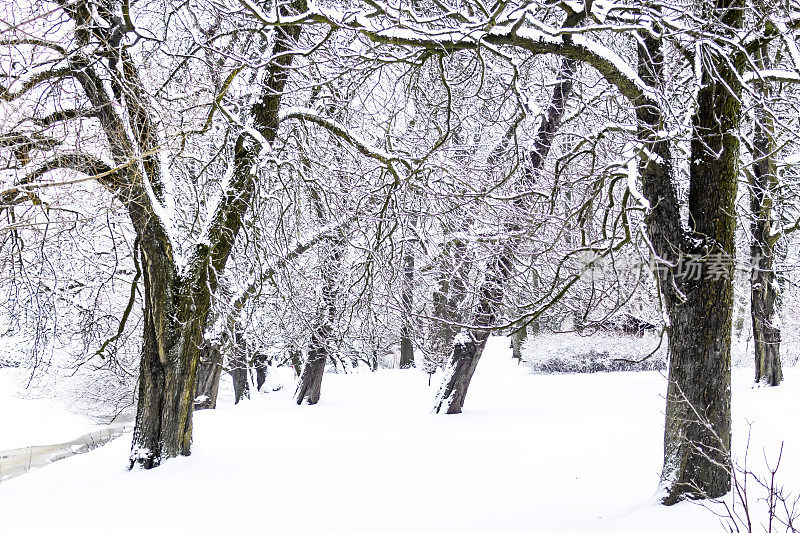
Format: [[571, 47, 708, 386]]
[[0, 67, 75, 102], [239, 3, 657, 108], [280, 107, 398, 166]]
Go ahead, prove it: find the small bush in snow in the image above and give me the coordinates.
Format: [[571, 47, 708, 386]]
[[521, 331, 667, 374]]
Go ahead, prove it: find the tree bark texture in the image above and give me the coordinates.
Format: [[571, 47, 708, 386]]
[[293, 236, 345, 404], [430, 233, 470, 367], [750, 38, 783, 387], [194, 343, 222, 410], [511, 325, 527, 360], [229, 329, 251, 404], [433, 248, 513, 414], [635, 13, 742, 501]]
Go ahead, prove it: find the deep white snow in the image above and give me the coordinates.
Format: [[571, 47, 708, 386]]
[[0, 337, 797, 532]]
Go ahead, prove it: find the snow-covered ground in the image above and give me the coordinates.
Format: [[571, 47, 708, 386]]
[[1, 337, 797, 532]]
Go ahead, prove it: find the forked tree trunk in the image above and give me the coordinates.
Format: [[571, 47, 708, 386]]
[[433, 249, 512, 413], [36, 0, 302, 468], [750, 38, 782, 387], [130, 10, 304, 467], [433, 57, 576, 414], [636, 20, 741, 503], [128, 210, 211, 467]]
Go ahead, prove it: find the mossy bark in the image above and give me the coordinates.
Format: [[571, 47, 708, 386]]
[[635, 10, 742, 501]]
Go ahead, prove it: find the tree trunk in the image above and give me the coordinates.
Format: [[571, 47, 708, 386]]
[[511, 325, 527, 360], [434, 331, 491, 413], [129, 213, 208, 468], [194, 343, 222, 410], [294, 336, 327, 405], [662, 31, 740, 504], [294, 184, 346, 404], [289, 347, 303, 377], [294, 237, 345, 404], [430, 233, 469, 368], [228, 327, 250, 404], [750, 37, 783, 387], [635, 17, 741, 502], [399, 331, 414, 368], [433, 247, 513, 413], [129, 7, 304, 467], [399, 218, 417, 369], [433, 56, 576, 414], [254, 352, 268, 391]]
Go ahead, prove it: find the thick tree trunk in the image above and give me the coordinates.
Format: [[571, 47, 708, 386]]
[[661, 287, 733, 504], [130, 285, 208, 467], [434, 331, 491, 413], [750, 40, 783, 387], [129, 211, 210, 468], [635, 16, 741, 502], [129, 7, 304, 467]]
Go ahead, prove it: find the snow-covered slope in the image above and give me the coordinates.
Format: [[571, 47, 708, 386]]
[[0, 338, 796, 532]]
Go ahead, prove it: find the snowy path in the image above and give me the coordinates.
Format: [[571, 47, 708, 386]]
[[0, 338, 797, 532]]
